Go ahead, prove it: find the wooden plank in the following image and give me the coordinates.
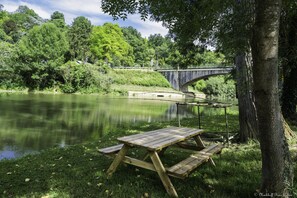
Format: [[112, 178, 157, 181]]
[[193, 136, 205, 148], [98, 144, 123, 154], [143, 130, 204, 151], [118, 127, 181, 142], [195, 144, 223, 156], [167, 155, 209, 179], [150, 151, 178, 197], [174, 155, 208, 175], [118, 127, 203, 147], [142, 135, 184, 148], [193, 144, 223, 166], [167, 145, 223, 179], [107, 144, 129, 178], [122, 156, 156, 172], [143, 129, 203, 148], [167, 156, 198, 173]]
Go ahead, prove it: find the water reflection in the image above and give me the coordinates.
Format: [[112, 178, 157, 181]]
[[0, 93, 194, 160]]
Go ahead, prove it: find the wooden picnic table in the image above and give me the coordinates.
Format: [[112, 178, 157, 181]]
[[99, 127, 223, 197]]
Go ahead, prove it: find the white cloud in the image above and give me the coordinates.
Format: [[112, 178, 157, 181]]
[[1, 0, 51, 18], [128, 15, 168, 38], [1, 0, 20, 12], [1, 0, 168, 37], [22, 3, 51, 19], [46, 0, 103, 16]]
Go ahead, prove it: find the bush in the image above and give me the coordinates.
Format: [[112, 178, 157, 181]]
[[58, 61, 113, 93], [193, 80, 207, 92], [202, 76, 236, 99]]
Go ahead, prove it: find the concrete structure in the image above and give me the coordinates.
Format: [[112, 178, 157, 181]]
[[158, 67, 234, 91], [128, 91, 185, 100]]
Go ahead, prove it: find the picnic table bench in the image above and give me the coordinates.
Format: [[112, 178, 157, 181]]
[[99, 127, 223, 197]]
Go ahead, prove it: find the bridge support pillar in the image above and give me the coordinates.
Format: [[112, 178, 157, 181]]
[[158, 67, 233, 93]]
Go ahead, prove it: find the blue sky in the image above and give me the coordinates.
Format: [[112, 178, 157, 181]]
[[0, 0, 168, 38]]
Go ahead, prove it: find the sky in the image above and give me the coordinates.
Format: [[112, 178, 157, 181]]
[[0, 0, 168, 38]]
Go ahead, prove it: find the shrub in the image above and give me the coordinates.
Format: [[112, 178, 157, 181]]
[[202, 76, 236, 99], [58, 61, 113, 93]]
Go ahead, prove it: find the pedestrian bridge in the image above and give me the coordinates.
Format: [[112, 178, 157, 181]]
[[157, 67, 234, 91]]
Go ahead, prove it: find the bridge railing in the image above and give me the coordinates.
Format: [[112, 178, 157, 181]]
[[156, 66, 234, 72]]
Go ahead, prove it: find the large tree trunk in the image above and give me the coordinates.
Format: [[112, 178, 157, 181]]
[[280, 11, 297, 120], [251, 0, 293, 195], [235, 52, 259, 142]]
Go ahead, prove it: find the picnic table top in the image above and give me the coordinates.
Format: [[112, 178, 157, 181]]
[[117, 127, 203, 151]]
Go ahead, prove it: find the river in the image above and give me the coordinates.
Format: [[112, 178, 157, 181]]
[[0, 93, 196, 160]]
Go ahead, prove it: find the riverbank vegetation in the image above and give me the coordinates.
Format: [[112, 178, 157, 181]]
[[192, 76, 236, 99], [0, 5, 228, 94]]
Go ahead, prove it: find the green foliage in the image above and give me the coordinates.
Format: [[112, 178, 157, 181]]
[[68, 16, 92, 61], [50, 11, 66, 29], [122, 26, 153, 67], [17, 23, 68, 89], [0, 28, 12, 42], [202, 76, 236, 99], [0, 41, 23, 89], [194, 51, 226, 66], [193, 80, 207, 92], [90, 23, 134, 66], [58, 61, 113, 93], [9, 6, 44, 42], [148, 34, 174, 68], [2, 112, 292, 198], [0, 4, 230, 93], [0, 41, 17, 71], [18, 23, 68, 63], [111, 70, 171, 87]]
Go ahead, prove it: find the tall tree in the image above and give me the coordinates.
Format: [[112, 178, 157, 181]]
[[220, 0, 259, 141], [90, 23, 134, 66], [122, 26, 151, 67], [50, 11, 66, 29], [17, 23, 68, 89], [148, 34, 173, 68], [280, 1, 297, 121], [2, 5, 44, 43], [101, 0, 293, 195], [102, 0, 258, 140], [251, 0, 292, 194], [68, 16, 92, 61]]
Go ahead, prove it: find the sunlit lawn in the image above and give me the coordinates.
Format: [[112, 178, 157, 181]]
[[0, 116, 296, 198]]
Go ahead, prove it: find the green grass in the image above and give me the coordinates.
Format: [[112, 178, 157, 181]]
[[0, 117, 296, 198], [111, 70, 171, 87]]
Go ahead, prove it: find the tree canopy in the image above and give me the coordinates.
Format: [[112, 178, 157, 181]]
[[90, 23, 134, 66], [101, 0, 294, 195], [17, 22, 68, 89], [0, 4, 227, 92], [68, 16, 92, 61]]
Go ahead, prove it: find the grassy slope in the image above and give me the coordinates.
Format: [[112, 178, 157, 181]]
[[0, 114, 296, 197]]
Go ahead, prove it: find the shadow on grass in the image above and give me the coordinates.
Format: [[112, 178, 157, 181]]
[[0, 119, 296, 198], [0, 139, 265, 198]]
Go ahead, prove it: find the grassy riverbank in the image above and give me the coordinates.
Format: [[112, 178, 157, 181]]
[[0, 114, 296, 198], [0, 67, 174, 96]]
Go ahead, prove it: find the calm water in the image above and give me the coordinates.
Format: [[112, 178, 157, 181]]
[[0, 93, 194, 160]]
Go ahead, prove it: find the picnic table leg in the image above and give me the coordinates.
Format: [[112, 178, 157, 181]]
[[193, 136, 216, 166], [150, 151, 178, 197], [107, 144, 129, 178], [193, 135, 205, 148], [143, 148, 168, 161]]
